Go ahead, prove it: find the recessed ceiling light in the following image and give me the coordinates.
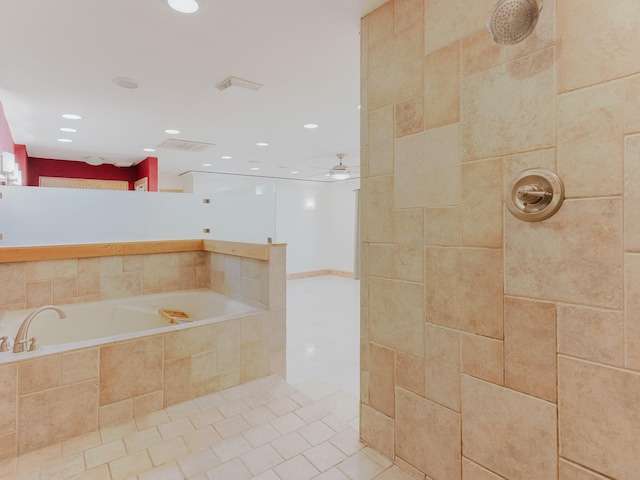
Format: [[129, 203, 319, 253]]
[[202, 163, 212, 167], [113, 77, 139, 89], [256, 142, 269, 147], [303, 124, 319, 129], [165, 129, 180, 135], [60, 127, 77, 133], [143, 148, 156, 152], [168, 0, 199, 13], [291, 170, 299, 174], [221, 156, 232, 160], [62, 114, 82, 120], [57, 138, 73, 143], [251, 167, 260, 171]]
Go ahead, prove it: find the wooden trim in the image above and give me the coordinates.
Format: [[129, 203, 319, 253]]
[[287, 269, 355, 280], [0, 239, 204, 263], [203, 239, 271, 261]]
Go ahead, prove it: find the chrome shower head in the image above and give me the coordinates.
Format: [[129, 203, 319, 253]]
[[487, 0, 543, 45]]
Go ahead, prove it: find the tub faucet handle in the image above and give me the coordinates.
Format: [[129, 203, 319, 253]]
[[28, 337, 38, 352], [0, 337, 9, 352]]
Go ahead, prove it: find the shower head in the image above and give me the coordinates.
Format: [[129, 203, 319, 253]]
[[487, 0, 543, 45]]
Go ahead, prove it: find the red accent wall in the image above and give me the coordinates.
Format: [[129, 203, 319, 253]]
[[0, 101, 15, 155], [136, 157, 158, 192], [14, 144, 28, 180], [27, 158, 139, 189]]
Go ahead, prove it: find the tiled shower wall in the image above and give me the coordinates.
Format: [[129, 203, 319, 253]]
[[0, 245, 286, 457], [360, 1, 640, 479]]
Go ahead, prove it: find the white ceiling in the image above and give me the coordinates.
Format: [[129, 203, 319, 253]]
[[0, 0, 387, 183]]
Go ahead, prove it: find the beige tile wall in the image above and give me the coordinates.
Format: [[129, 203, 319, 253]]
[[0, 245, 286, 457], [361, 1, 639, 479]]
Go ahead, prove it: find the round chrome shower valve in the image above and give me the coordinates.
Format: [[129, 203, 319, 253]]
[[505, 168, 564, 222]]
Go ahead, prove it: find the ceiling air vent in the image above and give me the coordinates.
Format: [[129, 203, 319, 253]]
[[215, 76, 263, 96], [156, 139, 215, 153]]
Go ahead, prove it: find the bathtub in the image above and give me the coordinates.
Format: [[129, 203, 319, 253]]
[[0, 289, 264, 357]]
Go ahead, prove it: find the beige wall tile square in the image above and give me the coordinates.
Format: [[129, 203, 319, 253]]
[[425, 0, 495, 54], [100, 336, 163, 405], [0, 433, 16, 460], [396, 388, 461, 479], [557, 305, 624, 367], [369, 278, 424, 357], [558, 82, 624, 197], [461, 158, 503, 247], [99, 400, 132, 428], [362, 81, 369, 148], [462, 375, 557, 479], [191, 350, 217, 381], [505, 297, 557, 402], [164, 324, 217, 361], [240, 339, 269, 383], [61, 348, 99, 385], [395, 208, 424, 282], [217, 320, 241, 373], [625, 76, 640, 134], [395, 124, 460, 208], [0, 365, 16, 435], [122, 255, 144, 272], [369, 106, 395, 177], [368, 244, 395, 279], [625, 135, 640, 251], [395, 352, 424, 396], [461, 333, 504, 386], [100, 272, 143, 300], [559, 459, 611, 480], [426, 247, 503, 338], [360, 404, 394, 461], [19, 355, 61, 395], [425, 324, 461, 411], [461, 29, 504, 77], [53, 277, 78, 301], [503, 148, 556, 187], [395, 0, 423, 33], [100, 257, 122, 275], [361, 145, 370, 178], [26, 280, 52, 308], [558, 356, 640, 478], [361, 176, 395, 243], [133, 391, 163, 418], [424, 207, 460, 245], [26, 259, 77, 281], [163, 357, 191, 407], [369, 343, 395, 418], [143, 254, 181, 293], [369, 22, 424, 110], [461, 48, 555, 161], [395, 95, 424, 138], [557, 0, 640, 92], [625, 254, 640, 369], [505, 198, 623, 309], [361, 16, 369, 83], [19, 379, 98, 454], [463, 457, 505, 479], [0, 263, 26, 309], [368, 1, 394, 46], [425, 41, 460, 129]]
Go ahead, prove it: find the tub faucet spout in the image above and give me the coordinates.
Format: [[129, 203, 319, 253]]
[[13, 305, 66, 353]]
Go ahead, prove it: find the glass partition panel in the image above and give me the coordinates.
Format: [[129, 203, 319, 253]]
[[207, 182, 276, 244], [0, 186, 210, 247]]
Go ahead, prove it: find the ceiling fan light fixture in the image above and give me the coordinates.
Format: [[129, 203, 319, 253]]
[[168, 0, 199, 13], [330, 153, 351, 180]]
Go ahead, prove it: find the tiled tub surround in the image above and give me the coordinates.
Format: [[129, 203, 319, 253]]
[[0, 242, 286, 458], [361, 1, 640, 479]]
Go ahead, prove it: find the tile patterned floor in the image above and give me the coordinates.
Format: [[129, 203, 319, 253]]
[[0, 277, 403, 480], [0, 375, 411, 479]]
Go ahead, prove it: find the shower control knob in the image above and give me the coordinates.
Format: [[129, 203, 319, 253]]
[[516, 183, 552, 205], [506, 169, 564, 222]]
